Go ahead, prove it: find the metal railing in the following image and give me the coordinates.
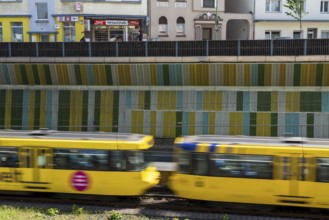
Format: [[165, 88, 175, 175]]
[[1, 39, 329, 57]]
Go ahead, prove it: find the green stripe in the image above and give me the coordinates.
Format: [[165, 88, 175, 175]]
[[163, 64, 170, 85], [11, 90, 23, 129], [105, 65, 113, 85], [176, 111, 183, 137], [293, 64, 301, 86], [58, 90, 70, 131], [82, 91, 88, 131], [236, 91, 243, 111], [307, 113, 314, 138], [112, 91, 119, 132], [258, 64, 265, 86], [271, 113, 278, 137], [32, 64, 40, 85], [257, 92, 271, 111], [250, 112, 256, 136], [0, 90, 5, 129], [94, 91, 101, 131], [44, 64, 52, 85], [34, 90, 41, 129], [74, 65, 82, 85], [19, 64, 28, 85], [316, 64, 323, 86], [300, 92, 321, 112], [144, 91, 151, 110]]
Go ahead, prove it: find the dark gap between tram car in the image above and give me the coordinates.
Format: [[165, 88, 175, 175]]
[[0, 129, 160, 196]]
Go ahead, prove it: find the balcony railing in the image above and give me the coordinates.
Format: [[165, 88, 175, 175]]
[[1, 39, 329, 57]]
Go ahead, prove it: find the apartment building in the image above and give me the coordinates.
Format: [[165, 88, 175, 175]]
[[254, 0, 329, 39], [148, 0, 253, 41], [0, 0, 147, 42]]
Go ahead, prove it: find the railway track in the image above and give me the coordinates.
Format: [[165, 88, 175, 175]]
[[0, 189, 327, 220]]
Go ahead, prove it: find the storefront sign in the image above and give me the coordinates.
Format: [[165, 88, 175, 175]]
[[128, 20, 139, 26], [94, 20, 106, 25], [58, 16, 79, 22], [106, 20, 128, 26]]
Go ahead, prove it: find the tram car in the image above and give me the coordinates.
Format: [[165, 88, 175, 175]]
[[0, 129, 159, 196], [168, 135, 329, 209]]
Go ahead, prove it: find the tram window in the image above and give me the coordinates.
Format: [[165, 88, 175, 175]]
[[0, 147, 18, 168], [127, 151, 145, 171], [192, 153, 208, 175], [316, 158, 329, 182], [109, 151, 126, 171], [209, 154, 273, 179], [176, 151, 192, 174], [53, 149, 108, 171]]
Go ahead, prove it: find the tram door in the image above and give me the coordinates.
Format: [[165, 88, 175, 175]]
[[19, 147, 51, 188], [275, 154, 313, 202]]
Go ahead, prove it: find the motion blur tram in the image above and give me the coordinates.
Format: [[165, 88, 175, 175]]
[[168, 135, 329, 209], [0, 129, 159, 196]]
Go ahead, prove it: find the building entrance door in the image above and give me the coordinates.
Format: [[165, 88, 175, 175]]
[[202, 28, 212, 40]]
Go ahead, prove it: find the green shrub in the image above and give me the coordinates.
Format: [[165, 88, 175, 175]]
[[46, 208, 59, 216], [107, 210, 122, 220], [71, 204, 85, 215], [222, 214, 229, 220]]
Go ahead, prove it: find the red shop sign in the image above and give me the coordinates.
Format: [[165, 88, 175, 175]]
[[128, 20, 139, 26], [93, 20, 106, 25]]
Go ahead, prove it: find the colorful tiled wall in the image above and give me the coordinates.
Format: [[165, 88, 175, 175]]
[[1, 63, 329, 137]]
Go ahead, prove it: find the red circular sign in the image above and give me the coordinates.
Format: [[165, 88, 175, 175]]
[[71, 171, 89, 191]]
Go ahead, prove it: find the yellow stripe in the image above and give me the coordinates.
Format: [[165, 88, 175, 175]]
[[286, 92, 300, 112], [28, 91, 35, 130], [150, 64, 157, 85], [118, 64, 131, 85], [14, 65, 22, 84], [264, 64, 272, 86], [131, 111, 143, 134], [39, 90, 47, 128], [229, 112, 243, 135], [163, 112, 175, 137], [70, 91, 83, 131], [208, 112, 216, 134], [188, 112, 195, 135], [279, 64, 286, 86], [196, 143, 209, 152], [4, 90, 12, 128], [256, 113, 271, 136], [80, 64, 89, 85], [138, 91, 145, 110], [244, 64, 251, 86], [323, 64, 329, 86], [37, 64, 46, 85], [25, 64, 35, 85]]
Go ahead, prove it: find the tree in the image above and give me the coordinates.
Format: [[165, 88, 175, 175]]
[[284, 0, 308, 38]]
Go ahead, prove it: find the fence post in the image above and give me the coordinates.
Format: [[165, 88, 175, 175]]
[[116, 42, 119, 57], [176, 41, 178, 57], [62, 42, 65, 57], [8, 42, 11, 57], [36, 42, 39, 57], [237, 40, 241, 56], [304, 39, 307, 55], [206, 40, 209, 56], [145, 41, 148, 57], [88, 42, 92, 57], [270, 40, 273, 56]]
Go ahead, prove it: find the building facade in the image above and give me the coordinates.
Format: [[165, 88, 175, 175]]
[[148, 0, 253, 41], [0, 0, 147, 42], [254, 0, 329, 39]]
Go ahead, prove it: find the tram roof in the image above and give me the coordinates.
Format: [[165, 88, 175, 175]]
[[0, 129, 150, 142], [175, 135, 329, 151]]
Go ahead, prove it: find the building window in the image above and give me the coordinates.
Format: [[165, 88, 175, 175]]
[[41, 34, 49, 42], [176, 17, 185, 35], [321, 0, 329, 12], [11, 22, 23, 42], [36, 3, 48, 20], [63, 22, 76, 42], [158, 16, 168, 35], [175, 0, 186, 8], [293, 31, 302, 39], [321, 31, 329, 38], [0, 22, 2, 42], [202, 0, 215, 8], [266, 0, 281, 12], [157, 0, 169, 8], [265, 31, 280, 39]]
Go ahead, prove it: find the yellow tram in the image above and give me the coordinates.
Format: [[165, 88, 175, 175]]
[[0, 129, 159, 196], [168, 135, 329, 209]]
